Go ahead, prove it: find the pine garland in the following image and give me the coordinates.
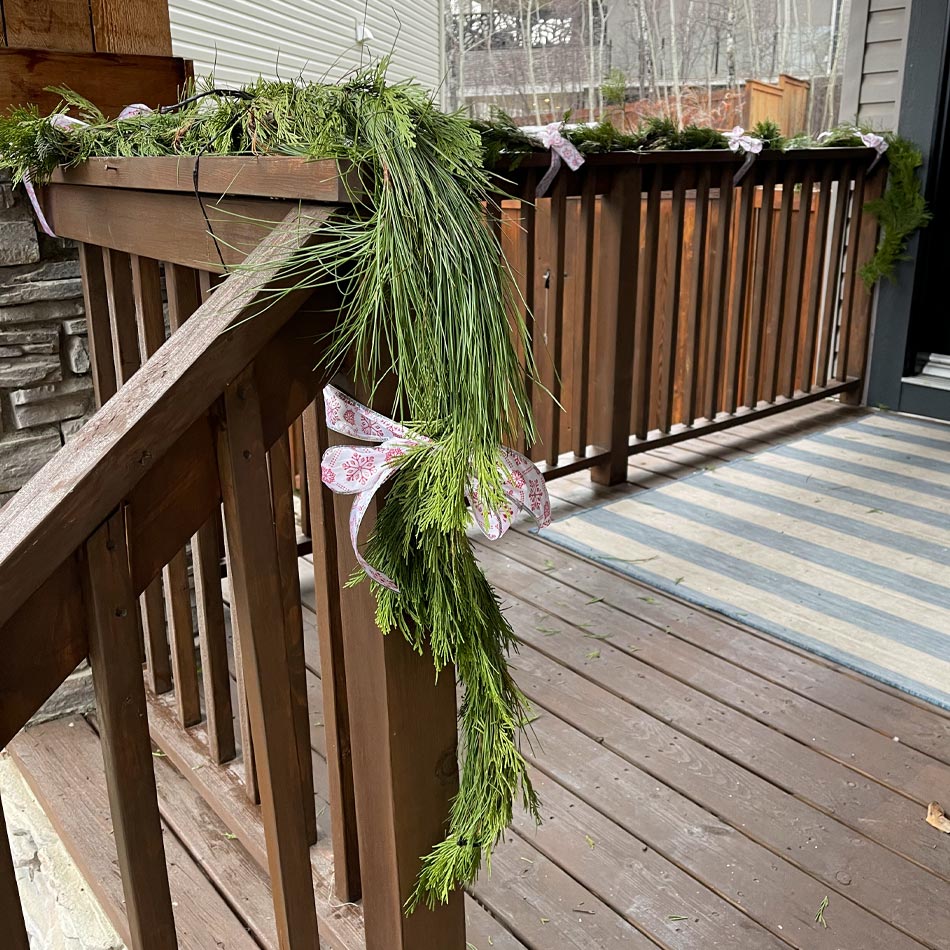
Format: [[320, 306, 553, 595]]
[[0, 71, 932, 908]]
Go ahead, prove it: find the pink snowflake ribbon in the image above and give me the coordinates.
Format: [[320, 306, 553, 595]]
[[320, 384, 552, 592], [522, 122, 586, 198], [21, 105, 153, 236]]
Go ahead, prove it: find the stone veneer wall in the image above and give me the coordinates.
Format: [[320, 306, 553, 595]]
[[0, 174, 97, 721], [0, 172, 95, 508]]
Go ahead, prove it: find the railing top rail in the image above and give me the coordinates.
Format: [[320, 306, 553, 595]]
[[48, 156, 360, 202], [0, 204, 331, 629], [494, 145, 876, 172]]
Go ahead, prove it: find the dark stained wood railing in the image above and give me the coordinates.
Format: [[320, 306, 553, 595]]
[[499, 148, 885, 484], [0, 159, 465, 950], [0, 148, 884, 950]]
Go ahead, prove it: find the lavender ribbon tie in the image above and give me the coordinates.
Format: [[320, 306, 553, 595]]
[[523, 123, 585, 197], [22, 104, 154, 237], [319, 385, 552, 592]]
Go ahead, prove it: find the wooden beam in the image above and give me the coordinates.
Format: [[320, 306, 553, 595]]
[[50, 156, 360, 203], [0, 50, 190, 116], [89, 0, 172, 56], [0, 794, 29, 949], [2, 0, 95, 52]]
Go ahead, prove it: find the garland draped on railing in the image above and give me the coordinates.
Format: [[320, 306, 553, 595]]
[[0, 66, 931, 909]]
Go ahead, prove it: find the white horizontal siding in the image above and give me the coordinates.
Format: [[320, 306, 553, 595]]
[[168, 0, 443, 98]]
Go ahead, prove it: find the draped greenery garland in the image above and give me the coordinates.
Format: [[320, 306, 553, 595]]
[[0, 67, 930, 909]]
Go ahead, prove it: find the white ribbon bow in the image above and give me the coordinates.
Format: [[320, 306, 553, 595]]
[[23, 104, 154, 236], [726, 126, 764, 155], [521, 122, 586, 197], [320, 385, 552, 592]]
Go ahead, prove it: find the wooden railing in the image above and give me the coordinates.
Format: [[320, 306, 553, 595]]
[[497, 148, 884, 484], [0, 159, 464, 950], [0, 147, 883, 950]]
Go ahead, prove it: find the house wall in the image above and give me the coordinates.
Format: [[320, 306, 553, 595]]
[[167, 0, 445, 95], [840, 0, 911, 128]]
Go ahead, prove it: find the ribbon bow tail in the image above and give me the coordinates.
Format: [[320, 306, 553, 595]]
[[468, 447, 552, 541]]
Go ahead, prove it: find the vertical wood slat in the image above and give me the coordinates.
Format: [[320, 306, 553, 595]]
[[128, 254, 173, 696], [78, 243, 118, 405], [84, 509, 177, 949], [702, 167, 735, 420], [269, 431, 318, 846], [658, 171, 687, 433], [591, 167, 642, 486], [538, 173, 568, 467], [571, 171, 597, 457], [192, 513, 236, 763], [744, 166, 777, 408], [835, 164, 868, 384], [632, 168, 662, 442], [165, 265, 230, 741], [292, 421, 311, 538], [781, 164, 817, 398], [0, 795, 30, 950], [218, 368, 321, 950], [763, 165, 798, 403], [816, 165, 852, 387], [722, 176, 756, 413], [800, 168, 834, 392], [683, 167, 711, 425], [224, 529, 260, 804], [101, 249, 141, 386], [839, 166, 887, 402], [302, 397, 361, 901], [519, 172, 537, 457], [326, 406, 465, 950]]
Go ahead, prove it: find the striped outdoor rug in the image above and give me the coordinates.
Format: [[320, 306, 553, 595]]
[[544, 411, 950, 710]]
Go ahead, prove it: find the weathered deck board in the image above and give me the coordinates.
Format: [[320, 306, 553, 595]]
[[8, 400, 950, 949]]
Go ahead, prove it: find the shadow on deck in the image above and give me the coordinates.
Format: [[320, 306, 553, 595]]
[[9, 400, 950, 949]]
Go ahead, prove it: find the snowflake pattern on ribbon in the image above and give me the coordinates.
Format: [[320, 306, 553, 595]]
[[319, 385, 552, 591]]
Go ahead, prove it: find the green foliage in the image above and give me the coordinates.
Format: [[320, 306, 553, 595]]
[[860, 135, 931, 286], [749, 119, 785, 150], [0, 66, 539, 909], [600, 68, 628, 106]]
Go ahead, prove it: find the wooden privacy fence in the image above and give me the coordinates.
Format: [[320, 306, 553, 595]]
[[497, 148, 884, 484], [0, 159, 465, 950]]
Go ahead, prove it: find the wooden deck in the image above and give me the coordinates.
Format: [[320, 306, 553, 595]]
[[10, 400, 950, 949]]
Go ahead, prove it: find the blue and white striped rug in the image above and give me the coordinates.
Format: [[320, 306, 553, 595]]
[[544, 412, 950, 710]]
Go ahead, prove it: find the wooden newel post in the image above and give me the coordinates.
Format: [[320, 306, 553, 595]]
[[326, 392, 466, 950]]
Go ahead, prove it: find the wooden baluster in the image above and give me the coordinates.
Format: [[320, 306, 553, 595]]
[[129, 254, 173, 696], [591, 166, 641, 486], [0, 795, 29, 950], [658, 170, 687, 434], [631, 167, 661, 444], [269, 430, 317, 845], [722, 174, 755, 413], [816, 164, 852, 387], [101, 249, 141, 385], [520, 172, 537, 456], [763, 165, 798, 403], [164, 262, 201, 329], [218, 367, 321, 949], [84, 509, 177, 949], [702, 166, 735, 420], [162, 550, 201, 727], [78, 243, 117, 405], [224, 529, 259, 803], [571, 170, 597, 458], [800, 168, 834, 393], [292, 421, 311, 537], [781, 164, 816, 398], [302, 397, 361, 901], [744, 165, 777, 408], [193, 512, 236, 763], [683, 167, 710, 425], [839, 165, 886, 402]]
